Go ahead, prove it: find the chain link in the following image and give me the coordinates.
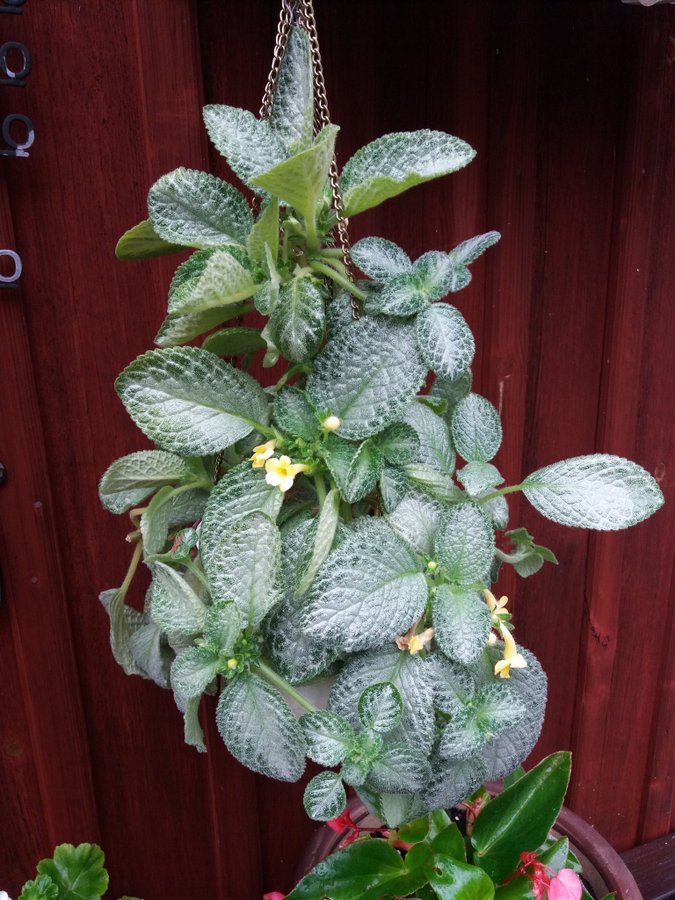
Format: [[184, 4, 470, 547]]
[[215, 0, 358, 482]]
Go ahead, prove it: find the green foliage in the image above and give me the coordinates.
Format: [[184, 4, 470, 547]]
[[36, 843, 109, 900], [99, 21, 664, 893]]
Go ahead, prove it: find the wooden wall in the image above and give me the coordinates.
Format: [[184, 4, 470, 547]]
[[0, 1, 673, 897]]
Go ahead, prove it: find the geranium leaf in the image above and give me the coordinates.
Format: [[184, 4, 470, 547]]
[[36, 844, 108, 900]]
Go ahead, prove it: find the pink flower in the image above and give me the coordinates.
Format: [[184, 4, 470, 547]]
[[263, 893, 285, 900], [548, 868, 583, 900]]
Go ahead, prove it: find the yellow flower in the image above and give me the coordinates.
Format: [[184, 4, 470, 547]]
[[322, 415, 341, 432], [264, 455, 310, 493], [395, 625, 434, 655], [494, 623, 527, 679], [250, 439, 276, 468], [483, 588, 510, 622]]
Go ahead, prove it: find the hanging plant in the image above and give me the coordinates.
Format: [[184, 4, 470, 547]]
[[99, 1, 662, 895]]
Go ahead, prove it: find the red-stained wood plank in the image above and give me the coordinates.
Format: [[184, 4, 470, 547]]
[[568, 6, 675, 849], [0, 175, 100, 889]]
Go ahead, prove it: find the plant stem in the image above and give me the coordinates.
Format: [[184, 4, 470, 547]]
[[184, 558, 210, 590], [305, 214, 319, 254], [314, 472, 327, 506], [477, 483, 526, 505], [256, 661, 317, 713], [309, 261, 366, 301], [120, 540, 143, 595]]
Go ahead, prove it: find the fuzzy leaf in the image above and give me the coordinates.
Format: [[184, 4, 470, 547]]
[[329, 648, 436, 754], [203, 105, 287, 185], [413, 251, 455, 299], [450, 230, 501, 266], [99, 450, 203, 514], [171, 645, 220, 700], [350, 237, 412, 281], [307, 317, 426, 440], [304, 772, 347, 822], [416, 303, 475, 379], [358, 682, 404, 734], [265, 598, 338, 684], [367, 743, 431, 794], [252, 125, 339, 223], [204, 600, 241, 654], [371, 271, 433, 317], [404, 464, 461, 502], [457, 462, 503, 497], [425, 756, 489, 811], [140, 485, 175, 556], [404, 401, 455, 473], [199, 463, 283, 570], [429, 654, 476, 716], [475, 647, 548, 781], [376, 422, 419, 466], [435, 504, 495, 584], [270, 27, 314, 152], [319, 435, 383, 503], [274, 387, 320, 440], [116, 347, 269, 456], [269, 276, 326, 362], [300, 710, 353, 765], [216, 673, 305, 780], [522, 454, 664, 530], [202, 326, 266, 357], [36, 844, 108, 900], [154, 304, 248, 348], [379, 465, 409, 513], [148, 168, 252, 247], [341, 130, 476, 216], [116, 218, 183, 260], [205, 512, 280, 628], [302, 519, 427, 652], [431, 369, 473, 416], [433, 584, 491, 665], [386, 490, 443, 556], [296, 488, 340, 596], [168, 250, 256, 314], [150, 562, 208, 637], [247, 197, 279, 267], [452, 393, 502, 463]]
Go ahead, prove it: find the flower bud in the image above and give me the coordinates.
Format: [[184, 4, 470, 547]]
[[322, 415, 341, 432]]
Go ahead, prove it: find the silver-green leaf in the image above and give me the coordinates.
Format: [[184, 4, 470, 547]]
[[115, 348, 270, 456], [350, 237, 412, 282], [203, 105, 288, 185], [148, 168, 252, 248], [269, 276, 326, 363], [300, 710, 353, 766], [522, 454, 664, 530], [303, 772, 347, 822], [99, 450, 203, 514], [216, 673, 305, 781], [358, 683, 404, 734], [451, 393, 502, 463], [435, 505, 495, 585], [416, 303, 475, 380], [433, 584, 491, 665], [150, 562, 208, 637], [341, 130, 476, 217]]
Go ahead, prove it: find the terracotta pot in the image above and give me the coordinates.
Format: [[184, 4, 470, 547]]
[[297, 797, 643, 899]]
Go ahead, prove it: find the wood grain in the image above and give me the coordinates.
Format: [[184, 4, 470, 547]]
[[0, 1, 672, 895]]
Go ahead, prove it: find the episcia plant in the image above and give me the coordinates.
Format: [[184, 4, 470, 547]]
[[98, 16, 662, 890]]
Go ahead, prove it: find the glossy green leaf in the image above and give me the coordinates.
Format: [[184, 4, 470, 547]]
[[341, 130, 476, 216], [115, 217, 183, 260], [148, 168, 252, 247], [471, 751, 571, 883], [116, 347, 270, 456], [286, 837, 429, 900], [36, 843, 109, 900], [431, 822, 467, 861], [429, 855, 495, 900], [18, 874, 59, 900]]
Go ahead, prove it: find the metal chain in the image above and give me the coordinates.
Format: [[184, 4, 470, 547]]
[[296, 0, 359, 319]]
